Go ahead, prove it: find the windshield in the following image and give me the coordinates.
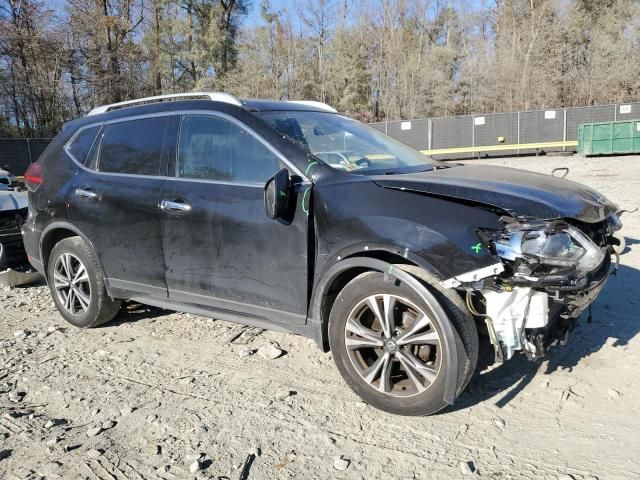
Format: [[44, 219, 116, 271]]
[[257, 111, 440, 173]]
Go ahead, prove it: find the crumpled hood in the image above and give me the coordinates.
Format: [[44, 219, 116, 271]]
[[0, 190, 28, 212], [372, 164, 618, 223]]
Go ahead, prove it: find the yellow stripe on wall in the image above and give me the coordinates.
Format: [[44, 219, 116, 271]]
[[420, 140, 578, 156]]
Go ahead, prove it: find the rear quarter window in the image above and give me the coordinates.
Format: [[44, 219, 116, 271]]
[[67, 125, 100, 164], [98, 117, 171, 176]]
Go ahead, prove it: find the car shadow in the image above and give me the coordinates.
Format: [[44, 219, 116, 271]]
[[103, 301, 172, 327], [621, 235, 640, 254], [443, 260, 640, 413]]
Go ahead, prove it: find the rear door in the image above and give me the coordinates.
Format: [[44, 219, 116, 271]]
[[67, 115, 178, 297], [159, 112, 310, 325]]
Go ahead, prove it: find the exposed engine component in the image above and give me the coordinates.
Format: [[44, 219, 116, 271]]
[[482, 288, 549, 360]]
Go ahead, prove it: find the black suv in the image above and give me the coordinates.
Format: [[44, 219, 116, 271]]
[[22, 93, 622, 415]]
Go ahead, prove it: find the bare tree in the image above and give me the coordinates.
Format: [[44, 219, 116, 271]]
[[2, 0, 640, 136]]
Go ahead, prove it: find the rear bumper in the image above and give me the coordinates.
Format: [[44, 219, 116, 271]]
[[27, 255, 44, 275], [21, 218, 44, 275]]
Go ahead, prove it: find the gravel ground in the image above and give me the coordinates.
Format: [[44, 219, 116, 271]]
[[1, 154, 639, 480]]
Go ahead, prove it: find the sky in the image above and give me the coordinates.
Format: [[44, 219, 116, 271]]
[[244, 0, 488, 27], [245, 0, 308, 26], [41, 0, 487, 29], [247, 0, 287, 16]]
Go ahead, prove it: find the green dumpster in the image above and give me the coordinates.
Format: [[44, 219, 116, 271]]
[[578, 119, 640, 156]]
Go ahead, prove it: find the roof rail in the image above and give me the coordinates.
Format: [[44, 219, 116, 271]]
[[287, 100, 337, 113], [86, 92, 243, 116]]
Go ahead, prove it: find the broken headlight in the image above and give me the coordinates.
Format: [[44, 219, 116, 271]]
[[494, 223, 605, 274]]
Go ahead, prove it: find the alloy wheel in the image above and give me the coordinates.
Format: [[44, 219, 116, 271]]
[[344, 294, 442, 397], [53, 253, 91, 316]]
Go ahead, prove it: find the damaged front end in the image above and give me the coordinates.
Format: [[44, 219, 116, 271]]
[[0, 199, 28, 269], [452, 214, 622, 362], [0, 186, 42, 286]]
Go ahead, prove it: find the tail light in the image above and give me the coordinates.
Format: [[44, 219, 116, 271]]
[[24, 163, 44, 192]]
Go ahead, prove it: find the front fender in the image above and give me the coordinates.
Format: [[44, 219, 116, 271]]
[[320, 242, 446, 279], [313, 179, 504, 280]]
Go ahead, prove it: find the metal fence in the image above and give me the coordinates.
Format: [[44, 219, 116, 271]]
[[2, 102, 639, 174], [0, 138, 51, 175], [371, 102, 640, 159]]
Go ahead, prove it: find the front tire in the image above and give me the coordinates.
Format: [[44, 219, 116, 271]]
[[328, 271, 477, 416], [47, 237, 121, 328]]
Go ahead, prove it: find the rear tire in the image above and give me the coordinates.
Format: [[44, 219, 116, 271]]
[[47, 237, 121, 328], [328, 271, 478, 416]]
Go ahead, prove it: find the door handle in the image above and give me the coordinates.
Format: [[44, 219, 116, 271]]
[[74, 188, 98, 200], [160, 199, 192, 214]]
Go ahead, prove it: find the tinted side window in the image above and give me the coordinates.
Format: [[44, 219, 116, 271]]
[[177, 115, 283, 183], [68, 125, 100, 164], [99, 117, 170, 175]]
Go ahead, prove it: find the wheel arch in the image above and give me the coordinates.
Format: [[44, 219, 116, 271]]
[[310, 255, 459, 405], [311, 246, 445, 350], [40, 222, 102, 279]]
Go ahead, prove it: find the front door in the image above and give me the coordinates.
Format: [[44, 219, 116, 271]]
[[159, 113, 310, 325], [67, 115, 177, 297]]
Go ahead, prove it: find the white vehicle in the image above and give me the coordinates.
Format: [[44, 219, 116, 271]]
[[0, 168, 18, 187], [0, 186, 29, 271]]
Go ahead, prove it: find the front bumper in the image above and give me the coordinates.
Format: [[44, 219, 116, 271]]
[[451, 213, 618, 361], [559, 254, 611, 319]]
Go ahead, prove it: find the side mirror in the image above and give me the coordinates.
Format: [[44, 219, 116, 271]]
[[264, 168, 291, 219]]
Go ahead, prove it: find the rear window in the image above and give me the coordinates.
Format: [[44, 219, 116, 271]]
[[67, 125, 100, 164], [98, 117, 170, 176]]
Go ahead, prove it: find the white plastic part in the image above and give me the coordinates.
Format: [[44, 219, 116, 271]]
[[525, 291, 549, 329], [482, 287, 549, 360], [87, 92, 243, 116], [440, 262, 504, 289], [287, 100, 337, 113]]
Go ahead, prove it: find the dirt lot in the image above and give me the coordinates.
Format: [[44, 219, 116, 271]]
[[1, 155, 639, 480]]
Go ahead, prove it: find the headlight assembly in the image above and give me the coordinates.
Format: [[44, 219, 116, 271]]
[[494, 222, 605, 274]]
